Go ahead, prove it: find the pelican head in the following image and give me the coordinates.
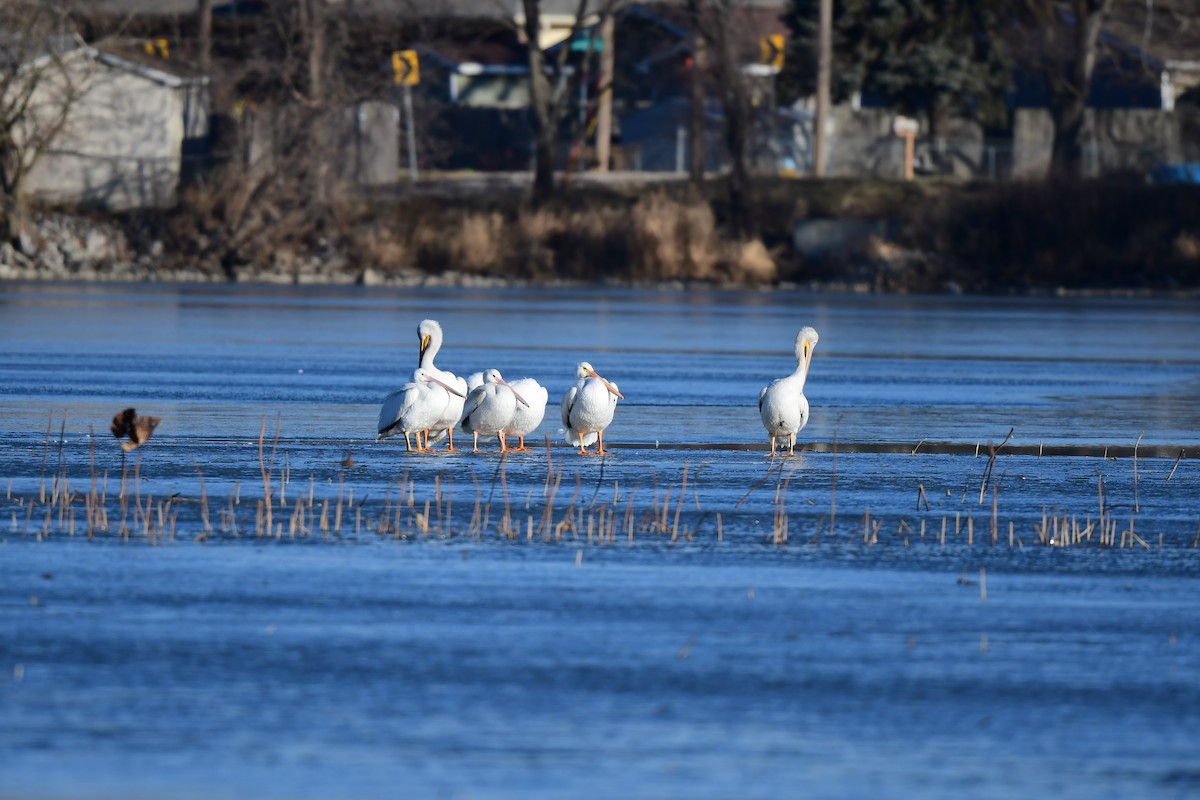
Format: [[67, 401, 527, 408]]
[[577, 361, 624, 399], [795, 327, 819, 372], [483, 368, 530, 407], [417, 319, 443, 365], [415, 366, 465, 397]]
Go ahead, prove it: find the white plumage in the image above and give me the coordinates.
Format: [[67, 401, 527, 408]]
[[377, 367, 465, 452], [505, 377, 549, 451], [560, 361, 623, 454], [459, 368, 529, 452], [758, 326, 819, 456], [418, 319, 468, 451]]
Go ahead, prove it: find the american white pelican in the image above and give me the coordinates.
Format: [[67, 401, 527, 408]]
[[758, 326, 819, 456], [377, 367, 466, 452], [459, 368, 529, 453], [505, 377, 549, 451], [465, 371, 486, 392], [561, 362, 623, 454], [417, 319, 469, 450]]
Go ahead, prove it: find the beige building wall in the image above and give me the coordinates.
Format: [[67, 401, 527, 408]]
[[25, 55, 197, 211]]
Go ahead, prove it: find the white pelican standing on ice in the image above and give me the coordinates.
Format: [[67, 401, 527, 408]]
[[758, 327, 819, 456], [505, 377, 549, 451], [377, 367, 466, 452], [459, 368, 529, 453], [417, 319, 468, 450], [561, 362, 624, 455]]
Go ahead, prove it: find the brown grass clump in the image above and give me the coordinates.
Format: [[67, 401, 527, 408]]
[[630, 193, 719, 281], [354, 226, 410, 270], [452, 212, 505, 273], [514, 208, 565, 278], [728, 238, 777, 283]]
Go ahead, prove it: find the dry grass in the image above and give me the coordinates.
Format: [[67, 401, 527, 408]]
[[453, 212, 505, 273], [353, 226, 410, 270], [6, 415, 1194, 554], [629, 193, 719, 281]]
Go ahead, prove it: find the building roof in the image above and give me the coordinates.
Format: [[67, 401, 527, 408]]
[[90, 0, 789, 19]]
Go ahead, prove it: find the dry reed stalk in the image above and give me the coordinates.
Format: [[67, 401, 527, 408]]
[[1133, 433, 1143, 513], [467, 473, 483, 540], [717, 512, 723, 543], [967, 514, 973, 546], [1167, 450, 1184, 481], [990, 479, 999, 546], [980, 568, 987, 604], [624, 484, 639, 543], [228, 494, 239, 536], [191, 459, 212, 536], [979, 428, 1014, 505], [334, 471, 345, 534], [280, 455, 289, 507], [39, 413, 52, 505], [257, 417, 280, 541], [54, 416, 66, 509], [830, 425, 838, 536], [308, 476, 315, 532], [917, 483, 930, 512], [672, 464, 689, 542]]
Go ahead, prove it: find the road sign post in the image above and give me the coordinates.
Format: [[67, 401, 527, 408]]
[[759, 34, 784, 71], [392, 50, 420, 182], [893, 116, 918, 180]]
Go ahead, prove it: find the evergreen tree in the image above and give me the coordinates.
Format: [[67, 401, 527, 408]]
[[784, 0, 1015, 143]]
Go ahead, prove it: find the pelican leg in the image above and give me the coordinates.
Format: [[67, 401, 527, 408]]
[[576, 436, 587, 455], [403, 432, 413, 452], [766, 435, 776, 457], [514, 436, 528, 452], [498, 432, 507, 452], [596, 430, 607, 455], [787, 433, 796, 457], [472, 431, 481, 454]]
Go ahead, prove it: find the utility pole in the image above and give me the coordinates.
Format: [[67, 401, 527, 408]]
[[198, 0, 212, 74], [688, 4, 705, 187], [594, 13, 615, 172], [813, 0, 831, 177]]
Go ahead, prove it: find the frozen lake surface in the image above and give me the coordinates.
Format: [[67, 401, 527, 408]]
[[1, 282, 1199, 798]]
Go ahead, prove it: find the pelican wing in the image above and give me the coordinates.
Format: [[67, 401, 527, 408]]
[[378, 384, 417, 438], [459, 385, 488, 431], [560, 383, 579, 430]]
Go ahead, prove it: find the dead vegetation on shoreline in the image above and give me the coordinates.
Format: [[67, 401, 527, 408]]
[[2, 177, 1198, 294]]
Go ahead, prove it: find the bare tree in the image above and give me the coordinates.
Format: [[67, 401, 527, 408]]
[[520, 0, 589, 205], [178, 0, 356, 274], [0, 1, 87, 248], [1016, 0, 1118, 178], [687, 0, 759, 239], [518, 0, 628, 205]]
